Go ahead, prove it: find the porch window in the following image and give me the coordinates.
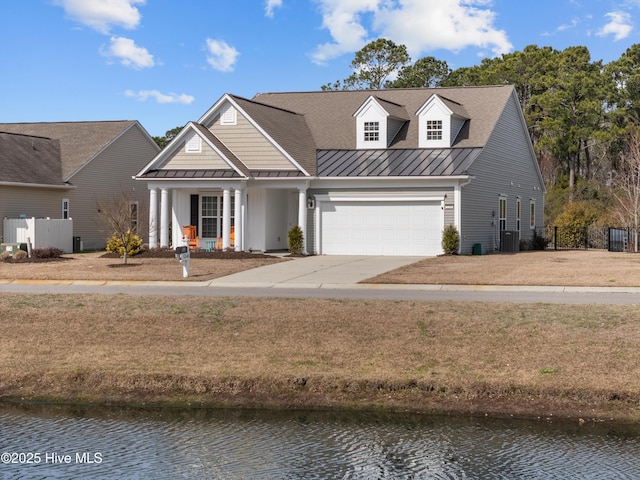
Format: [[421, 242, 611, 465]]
[[201, 195, 234, 238], [499, 196, 507, 231]]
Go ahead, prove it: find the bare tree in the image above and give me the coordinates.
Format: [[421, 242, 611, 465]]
[[96, 190, 144, 264], [612, 130, 640, 251]]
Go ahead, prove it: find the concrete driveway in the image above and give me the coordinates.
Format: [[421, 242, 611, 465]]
[[208, 255, 424, 288]]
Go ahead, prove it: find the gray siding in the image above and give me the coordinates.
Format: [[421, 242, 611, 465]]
[[461, 94, 544, 254], [0, 186, 66, 242], [66, 125, 159, 250]]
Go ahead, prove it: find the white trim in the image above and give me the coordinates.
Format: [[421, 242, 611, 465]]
[[0, 181, 75, 189], [198, 94, 311, 176], [315, 193, 445, 203]]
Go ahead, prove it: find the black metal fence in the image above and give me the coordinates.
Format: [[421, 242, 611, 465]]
[[542, 226, 638, 252]]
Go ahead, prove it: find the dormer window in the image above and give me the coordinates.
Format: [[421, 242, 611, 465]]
[[417, 94, 469, 148], [364, 122, 379, 142], [354, 96, 408, 149], [426, 120, 443, 141]]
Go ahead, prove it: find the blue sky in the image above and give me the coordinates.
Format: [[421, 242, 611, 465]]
[[3, 0, 640, 137]]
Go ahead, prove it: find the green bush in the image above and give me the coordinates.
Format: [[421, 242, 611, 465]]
[[554, 201, 600, 248], [441, 224, 460, 255], [288, 225, 304, 255], [106, 231, 143, 257]]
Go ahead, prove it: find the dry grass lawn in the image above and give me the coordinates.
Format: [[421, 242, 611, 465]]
[[0, 251, 284, 282], [370, 250, 640, 287], [0, 294, 639, 422], [1, 249, 640, 286]]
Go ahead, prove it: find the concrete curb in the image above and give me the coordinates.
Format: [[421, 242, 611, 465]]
[[2, 278, 640, 294]]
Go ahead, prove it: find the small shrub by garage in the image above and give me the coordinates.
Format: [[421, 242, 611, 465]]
[[441, 224, 460, 255]]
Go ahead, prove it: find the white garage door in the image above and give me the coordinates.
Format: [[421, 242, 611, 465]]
[[320, 200, 443, 256]]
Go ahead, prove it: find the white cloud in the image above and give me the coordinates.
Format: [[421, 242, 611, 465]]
[[125, 90, 195, 104], [205, 38, 240, 72], [265, 0, 283, 18], [310, 0, 513, 65], [102, 36, 154, 69], [597, 11, 633, 41], [56, 0, 145, 34]]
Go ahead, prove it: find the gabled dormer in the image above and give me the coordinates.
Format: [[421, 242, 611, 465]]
[[416, 94, 469, 148], [353, 96, 408, 149]]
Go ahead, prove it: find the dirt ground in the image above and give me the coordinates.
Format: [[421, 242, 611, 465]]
[[370, 250, 640, 287], [1, 249, 640, 286]]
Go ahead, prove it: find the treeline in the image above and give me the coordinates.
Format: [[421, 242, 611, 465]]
[[322, 39, 640, 229]]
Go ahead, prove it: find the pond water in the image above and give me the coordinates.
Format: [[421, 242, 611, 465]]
[[1, 403, 639, 479]]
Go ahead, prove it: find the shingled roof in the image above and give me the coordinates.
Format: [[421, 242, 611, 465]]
[[0, 132, 65, 186], [252, 85, 513, 150], [0, 121, 138, 179]]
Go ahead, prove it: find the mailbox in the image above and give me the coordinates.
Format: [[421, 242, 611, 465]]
[[174, 245, 190, 278]]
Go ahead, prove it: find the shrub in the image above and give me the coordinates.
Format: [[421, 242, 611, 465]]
[[106, 231, 143, 257], [0, 251, 11, 261], [288, 225, 304, 255], [12, 250, 28, 260], [32, 248, 64, 259], [441, 224, 460, 255], [529, 230, 547, 250], [554, 201, 600, 248]]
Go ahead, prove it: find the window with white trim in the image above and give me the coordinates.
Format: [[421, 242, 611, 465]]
[[62, 198, 69, 219], [185, 133, 201, 153], [364, 121, 379, 142], [426, 120, 443, 140], [530, 200, 536, 229], [516, 197, 521, 233], [201, 195, 234, 238], [499, 196, 507, 231], [130, 201, 139, 233]]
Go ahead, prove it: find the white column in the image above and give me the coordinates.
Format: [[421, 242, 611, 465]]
[[234, 188, 242, 251], [148, 188, 158, 249], [222, 188, 231, 250], [160, 188, 169, 248], [298, 187, 308, 255]]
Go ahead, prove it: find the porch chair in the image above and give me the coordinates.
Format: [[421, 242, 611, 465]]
[[181, 225, 199, 250]]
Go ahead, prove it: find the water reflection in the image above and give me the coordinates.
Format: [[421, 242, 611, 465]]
[[1, 403, 639, 479]]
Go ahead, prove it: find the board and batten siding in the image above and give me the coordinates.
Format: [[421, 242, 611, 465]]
[[209, 106, 295, 170], [164, 140, 232, 170], [0, 186, 66, 243], [461, 94, 544, 254], [65, 125, 159, 250]]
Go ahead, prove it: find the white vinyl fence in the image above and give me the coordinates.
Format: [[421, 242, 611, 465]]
[[3, 217, 73, 253]]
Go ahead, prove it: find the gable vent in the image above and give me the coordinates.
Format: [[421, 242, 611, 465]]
[[185, 133, 201, 153]]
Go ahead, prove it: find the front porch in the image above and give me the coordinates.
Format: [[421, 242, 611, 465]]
[[146, 181, 310, 254]]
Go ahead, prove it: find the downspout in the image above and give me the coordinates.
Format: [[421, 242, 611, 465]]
[[455, 176, 473, 254]]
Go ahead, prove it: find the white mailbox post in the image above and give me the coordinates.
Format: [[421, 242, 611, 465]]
[[174, 244, 190, 278]]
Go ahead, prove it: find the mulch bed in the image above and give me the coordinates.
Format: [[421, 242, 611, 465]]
[[100, 248, 275, 260]]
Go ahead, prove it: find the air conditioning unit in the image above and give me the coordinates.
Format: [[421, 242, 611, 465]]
[[500, 230, 520, 253]]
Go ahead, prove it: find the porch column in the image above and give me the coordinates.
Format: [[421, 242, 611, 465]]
[[298, 187, 308, 255], [148, 187, 158, 249], [234, 188, 242, 251], [160, 187, 170, 248], [222, 188, 231, 250]]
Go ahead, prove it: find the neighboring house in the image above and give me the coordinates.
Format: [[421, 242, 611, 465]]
[[135, 86, 545, 256], [0, 121, 160, 250]]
